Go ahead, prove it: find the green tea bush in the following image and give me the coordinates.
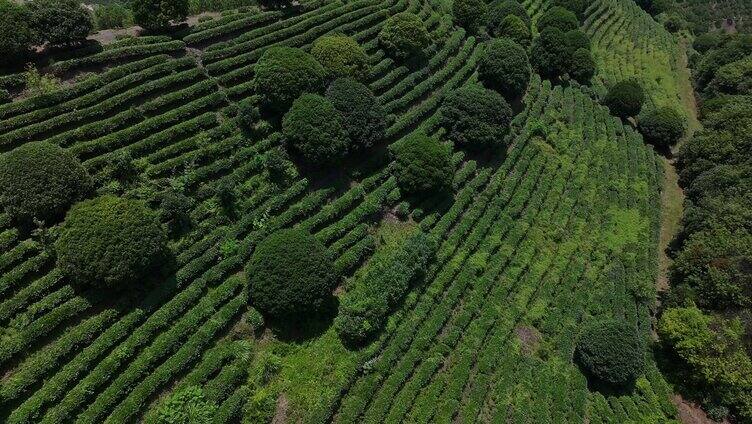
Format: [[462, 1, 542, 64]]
[[245, 228, 337, 318], [326, 78, 387, 149], [311, 34, 370, 81], [0, 141, 92, 225], [254, 46, 326, 114], [478, 38, 531, 99], [389, 132, 453, 195], [575, 320, 645, 387], [438, 84, 512, 149], [155, 386, 216, 424], [282, 93, 349, 164], [378, 12, 430, 60]]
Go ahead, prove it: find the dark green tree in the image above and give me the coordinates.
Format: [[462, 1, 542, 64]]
[[496, 15, 531, 46], [570, 47, 596, 83], [0, 141, 92, 225], [603, 79, 646, 119], [245, 228, 337, 318], [551, 0, 589, 19], [478, 37, 531, 99], [638, 107, 686, 148], [378, 12, 430, 60], [28, 0, 93, 45], [326, 78, 387, 149], [488, 0, 531, 32], [0, 0, 35, 65], [254, 46, 326, 114], [389, 132, 453, 195], [536, 6, 579, 32], [311, 34, 370, 81], [55, 195, 168, 289], [453, 0, 488, 34], [132, 0, 189, 30], [438, 84, 512, 149], [282, 94, 350, 164], [530, 27, 571, 80], [575, 320, 645, 387]]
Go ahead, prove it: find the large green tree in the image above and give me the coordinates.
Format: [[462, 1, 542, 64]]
[[0, 0, 35, 66], [478, 37, 531, 99], [389, 132, 453, 195], [254, 46, 326, 114], [379, 12, 430, 60], [282, 94, 350, 165], [132, 0, 189, 31], [438, 84, 512, 149], [28, 0, 93, 45]]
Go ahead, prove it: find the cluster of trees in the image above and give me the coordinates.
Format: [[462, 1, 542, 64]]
[[0, 0, 93, 66], [659, 33, 752, 422]]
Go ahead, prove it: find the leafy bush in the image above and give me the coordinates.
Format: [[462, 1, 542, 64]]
[[478, 37, 530, 99], [55, 195, 169, 289], [155, 386, 216, 424], [245, 228, 337, 318], [254, 46, 326, 114], [438, 84, 512, 149], [708, 55, 752, 95], [551, 0, 589, 18], [311, 34, 369, 81], [693, 32, 722, 54], [603, 79, 645, 119], [536, 6, 579, 32], [27, 0, 93, 45], [0, 141, 92, 225], [569, 47, 596, 83], [159, 189, 194, 234], [453, 0, 488, 34], [495, 15, 531, 46], [336, 231, 437, 345], [0, 0, 34, 65], [638, 106, 686, 148], [379, 12, 430, 60], [389, 132, 453, 195], [530, 27, 571, 79], [488, 0, 531, 32], [564, 29, 590, 51], [132, 0, 189, 31], [282, 93, 349, 164], [575, 320, 645, 387], [326, 77, 387, 149]]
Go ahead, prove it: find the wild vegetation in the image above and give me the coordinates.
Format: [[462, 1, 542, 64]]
[[0, 0, 746, 422]]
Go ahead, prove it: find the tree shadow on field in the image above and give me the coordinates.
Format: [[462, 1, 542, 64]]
[[265, 296, 339, 343]]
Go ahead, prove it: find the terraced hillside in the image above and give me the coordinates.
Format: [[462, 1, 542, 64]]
[[0, 0, 694, 422]]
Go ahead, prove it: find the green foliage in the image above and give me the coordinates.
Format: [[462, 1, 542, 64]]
[[709, 55, 752, 96], [93, 3, 134, 30], [282, 93, 349, 164], [478, 37, 530, 99], [0, 141, 92, 225], [693, 32, 723, 54], [132, 0, 189, 31], [0, 0, 34, 65], [536, 6, 579, 33], [530, 27, 572, 80], [378, 12, 430, 60], [254, 46, 326, 114], [155, 386, 217, 424], [159, 189, 194, 235], [438, 84, 512, 149], [311, 34, 370, 81], [694, 34, 752, 91], [245, 228, 337, 318], [575, 320, 646, 387], [24, 65, 61, 97], [638, 106, 685, 148], [551, 0, 589, 19], [496, 15, 531, 46], [658, 306, 752, 421], [569, 47, 596, 83], [326, 77, 387, 150], [452, 0, 488, 34], [336, 231, 436, 345], [27, 0, 93, 46], [488, 0, 531, 33], [603, 79, 646, 119], [389, 132, 453, 195], [55, 195, 168, 289]]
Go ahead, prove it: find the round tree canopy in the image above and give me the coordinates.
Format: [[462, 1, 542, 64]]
[[246, 228, 337, 318], [569, 48, 596, 83], [282, 93, 350, 164], [496, 15, 531, 46], [55, 195, 168, 289], [389, 132, 453, 195], [488, 0, 531, 33], [439, 84, 512, 149], [254, 46, 327, 114], [603, 79, 646, 119], [326, 78, 387, 149], [28, 0, 93, 45], [478, 37, 531, 99], [131, 0, 189, 30], [0, 0, 35, 65], [551, 0, 589, 18], [453, 0, 489, 34], [575, 320, 645, 387], [379, 12, 431, 60], [0, 141, 92, 225], [311, 34, 370, 81], [536, 6, 579, 32], [638, 107, 686, 149]]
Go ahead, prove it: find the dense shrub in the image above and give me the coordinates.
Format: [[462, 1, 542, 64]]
[[536, 6, 579, 32], [282, 93, 349, 164], [254, 46, 326, 114], [564, 29, 590, 51], [93, 3, 133, 30], [438, 84, 512, 149], [311, 34, 369, 81], [694, 34, 752, 91], [156, 386, 216, 424], [603, 79, 645, 119], [245, 228, 337, 318], [488, 0, 531, 32], [27, 0, 93, 45], [0, 142, 92, 225], [326, 78, 387, 149], [638, 107, 686, 148], [132, 0, 189, 30], [336, 231, 436, 345], [496, 15, 531, 46], [159, 189, 194, 234], [569, 47, 596, 83], [575, 320, 645, 387], [693, 32, 723, 54], [389, 132, 453, 195], [530, 27, 571, 79], [0, 0, 35, 65], [551, 0, 589, 18], [478, 37, 530, 99], [55, 195, 168, 289], [708, 55, 752, 95], [453, 0, 488, 34], [379, 12, 430, 60]]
